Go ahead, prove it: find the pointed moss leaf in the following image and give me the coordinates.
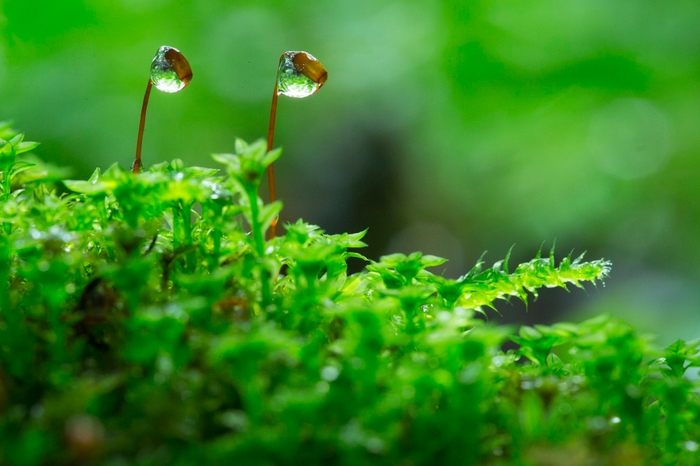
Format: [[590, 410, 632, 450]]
[[234, 138, 248, 154], [8, 133, 23, 146], [504, 245, 514, 274], [492, 260, 505, 273], [102, 162, 127, 179], [284, 219, 321, 244], [87, 167, 101, 183], [347, 229, 368, 242], [63, 179, 110, 194], [346, 252, 369, 261], [245, 140, 267, 163], [407, 251, 422, 261], [183, 166, 219, 178], [212, 153, 240, 169], [15, 142, 39, 155], [518, 326, 544, 342], [170, 159, 185, 171], [64, 165, 125, 194], [259, 201, 283, 232], [462, 252, 487, 280], [551, 322, 579, 335], [0, 140, 13, 155], [11, 157, 71, 184], [10, 162, 36, 177], [421, 255, 448, 268], [148, 161, 171, 173], [534, 325, 571, 344], [546, 353, 564, 371], [378, 253, 407, 265], [261, 148, 282, 168], [327, 230, 368, 249], [160, 180, 204, 203]]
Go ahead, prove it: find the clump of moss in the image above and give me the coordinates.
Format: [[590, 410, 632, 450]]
[[1, 125, 698, 465]]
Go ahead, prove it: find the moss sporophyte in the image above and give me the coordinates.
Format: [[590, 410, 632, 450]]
[[133, 46, 193, 174], [0, 48, 698, 465], [266, 51, 327, 239]]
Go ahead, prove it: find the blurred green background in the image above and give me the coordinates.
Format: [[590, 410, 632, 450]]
[[2, 0, 699, 342]]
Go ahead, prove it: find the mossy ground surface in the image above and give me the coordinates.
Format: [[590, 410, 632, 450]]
[[0, 126, 698, 465]]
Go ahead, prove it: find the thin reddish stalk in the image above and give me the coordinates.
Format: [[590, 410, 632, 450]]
[[266, 83, 279, 239], [133, 79, 153, 174]]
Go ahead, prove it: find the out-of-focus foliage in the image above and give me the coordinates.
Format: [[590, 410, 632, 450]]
[[4, 127, 700, 465], [1, 1, 699, 335]]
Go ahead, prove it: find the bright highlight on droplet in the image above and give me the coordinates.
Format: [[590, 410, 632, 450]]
[[150, 46, 193, 93], [277, 51, 327, 98]]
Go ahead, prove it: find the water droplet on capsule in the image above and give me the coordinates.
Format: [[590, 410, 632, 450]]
[[277, 51, 327, 98], [150, 46, 193, 93]]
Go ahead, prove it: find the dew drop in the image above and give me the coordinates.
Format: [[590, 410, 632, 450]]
[[277, 51, 327, 98], [150, 46, 193, 93]]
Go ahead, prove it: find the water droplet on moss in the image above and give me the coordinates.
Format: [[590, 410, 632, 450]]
[[277, 51, 327, 98], [150, 46, 193, 93]]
